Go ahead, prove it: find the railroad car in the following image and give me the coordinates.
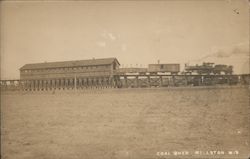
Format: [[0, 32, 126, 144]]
[[148, 64, 180, 74], [117, 68, 147, 75], [213, 65, 233, 75]]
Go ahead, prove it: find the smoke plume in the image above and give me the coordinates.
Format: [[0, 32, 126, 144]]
[[197, 42, 249, 61]]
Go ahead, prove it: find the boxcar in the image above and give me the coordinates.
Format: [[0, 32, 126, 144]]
[[148, 64, 180, 74]]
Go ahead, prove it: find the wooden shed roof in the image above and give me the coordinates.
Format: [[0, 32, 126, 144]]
[[20, 58, 120, 70]]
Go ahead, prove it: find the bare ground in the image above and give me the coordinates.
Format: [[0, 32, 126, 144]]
[[1, 86, 250, 159]]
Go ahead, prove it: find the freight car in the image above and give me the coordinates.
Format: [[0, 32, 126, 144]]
[[116, 68, 147, 75], [148, 64, 180, 74]]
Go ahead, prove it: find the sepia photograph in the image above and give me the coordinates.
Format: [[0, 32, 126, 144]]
[[0, 0, 250, 159]]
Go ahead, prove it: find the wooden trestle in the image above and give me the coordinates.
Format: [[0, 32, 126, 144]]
[[1, 74, 249, 91]]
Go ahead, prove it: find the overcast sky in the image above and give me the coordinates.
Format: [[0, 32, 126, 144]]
[[1, 0, 249, 79]]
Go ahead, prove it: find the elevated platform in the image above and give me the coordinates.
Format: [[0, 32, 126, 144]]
[[0, 74, 249, 91]]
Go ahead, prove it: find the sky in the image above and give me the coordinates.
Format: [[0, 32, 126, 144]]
[[0, 0, 249, 79]]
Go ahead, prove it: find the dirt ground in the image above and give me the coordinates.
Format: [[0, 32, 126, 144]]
[[1, 86, 250, 159]]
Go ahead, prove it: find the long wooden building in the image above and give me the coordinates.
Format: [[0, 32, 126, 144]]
[[19, 58, 120, 90]]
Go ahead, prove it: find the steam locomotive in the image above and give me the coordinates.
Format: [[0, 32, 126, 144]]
[[184, 62, 233, 75]]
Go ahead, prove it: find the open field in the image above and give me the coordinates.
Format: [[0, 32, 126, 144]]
[[1, 86, 250, 159]]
